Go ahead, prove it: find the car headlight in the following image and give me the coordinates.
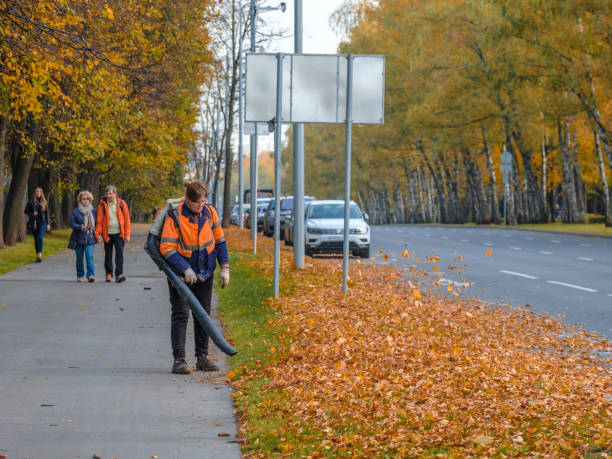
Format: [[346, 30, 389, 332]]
[[350, 226, 369, 234], [307, 226, 322, 234]]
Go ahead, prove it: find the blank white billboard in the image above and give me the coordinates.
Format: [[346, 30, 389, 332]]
[[245, 53, 385, 124]]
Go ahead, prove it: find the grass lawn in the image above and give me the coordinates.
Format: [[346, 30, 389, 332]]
[[0, 229, 72, 275], [511, 222, 612, 236]]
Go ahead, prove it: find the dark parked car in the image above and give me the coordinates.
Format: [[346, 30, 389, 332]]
[[245, 200, 271, 231], [229, 204, 240, 225], [283, 197, 317, 246], [263, 196, 315, 239]]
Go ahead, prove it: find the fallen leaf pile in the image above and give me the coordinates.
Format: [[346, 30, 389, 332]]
[[225, 228, 611, 457]]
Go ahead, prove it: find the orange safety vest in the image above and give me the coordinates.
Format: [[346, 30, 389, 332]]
[[95, 198, 131, 243], [159, 203, 225, 260]]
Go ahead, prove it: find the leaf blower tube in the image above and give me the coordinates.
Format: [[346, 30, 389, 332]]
[[145, 231, 237, 356]]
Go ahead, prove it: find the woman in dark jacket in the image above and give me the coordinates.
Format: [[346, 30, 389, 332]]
[[24, 187, 51, 262], [69, 191, 97, 282]]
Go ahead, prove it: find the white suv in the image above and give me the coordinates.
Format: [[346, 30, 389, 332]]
[[304, 200, 370, 258]]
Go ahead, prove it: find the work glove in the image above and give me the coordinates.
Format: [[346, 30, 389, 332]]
[[219, 268, 230, 289], [184, 268, 198, 285]]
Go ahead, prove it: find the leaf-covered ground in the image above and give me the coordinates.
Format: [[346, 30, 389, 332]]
[[222, 228, 611, 457]]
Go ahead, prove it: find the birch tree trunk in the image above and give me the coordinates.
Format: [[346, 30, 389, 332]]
[[463, 149, 488, 224], [571, 131, 586, 223], [541, 136, 549, 221], [415, 169, 425, 222], [512, 125, 547, 223], [559, 120, 579, 223], [396, 185, 404, 223], [482, 127, 499, 223], [417, 141, 447, 223], [510, 148, 521, 224], [594, 129, 611, 226]]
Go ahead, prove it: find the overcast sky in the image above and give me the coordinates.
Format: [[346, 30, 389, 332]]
[[256, 0, 346, 54], [252, 0, 347, 149]]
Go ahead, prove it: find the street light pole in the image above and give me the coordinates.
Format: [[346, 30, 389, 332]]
[[293, 0, 305, 269], [247, 0, 286, 254]]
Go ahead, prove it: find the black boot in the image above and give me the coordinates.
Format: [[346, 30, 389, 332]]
[[172, 358, 191, 374], [196, 355, 219, 372]]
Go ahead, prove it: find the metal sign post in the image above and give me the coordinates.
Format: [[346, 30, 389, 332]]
[[293, 0, 305, 269], [249, 0, 257, 254], [501, 147, 512, 225], [272, 53, 284, 298], [342, 55, 354, 294], [238, 7, 244, 229], [245, 53, 385, 296]]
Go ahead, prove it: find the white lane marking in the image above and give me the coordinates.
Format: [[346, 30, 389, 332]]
[[460, 239, 469, 242], [546, 280, 598, 293], [466, 230, 473, 234], [396, 230, 403, 233], [500, 270, 539, 280], [509, 246, 522, 251], [440, 278, 472, 288], [484, 242, 493, 246], [525, 236, 534, 240], [425, 233, 431, 237], [539, 251, 553, 255], [578, 257, 594, 262], [441, 236, 449, 239], [550, 239, 561, 243], [579, 243, 591, 247], [608, 294, 612, 297]]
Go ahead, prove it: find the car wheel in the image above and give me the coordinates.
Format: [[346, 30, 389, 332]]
[[359, 247, 370, 259]]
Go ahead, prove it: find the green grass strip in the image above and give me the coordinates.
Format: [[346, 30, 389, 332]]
[[510, 222, 612, 236], [216, 252, 333, 457], [0, 229, 72, 275]]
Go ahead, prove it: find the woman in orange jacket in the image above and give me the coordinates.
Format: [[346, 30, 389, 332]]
[[95, 185, 131, 283], [160, 181, 229, 374]]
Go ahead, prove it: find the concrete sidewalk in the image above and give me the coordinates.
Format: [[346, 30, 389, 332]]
[[0, 227, 241, 459]]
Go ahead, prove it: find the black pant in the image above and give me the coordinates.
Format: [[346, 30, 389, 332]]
[[168, 275, 214, 359], [104, 234, 125, 278]]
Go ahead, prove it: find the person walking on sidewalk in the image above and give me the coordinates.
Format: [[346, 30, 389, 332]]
[[24, 187, 51, 263], [69, 191, 98, 282], [95, 185, 131, 283], [159, 181, 230, 374]]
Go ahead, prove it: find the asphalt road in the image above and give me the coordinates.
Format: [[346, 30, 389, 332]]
[[0, 228, 240, 459], [371, 225, 612, 339]]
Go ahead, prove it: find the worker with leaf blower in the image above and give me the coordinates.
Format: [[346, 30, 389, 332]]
[[159, 181, 230, 374]]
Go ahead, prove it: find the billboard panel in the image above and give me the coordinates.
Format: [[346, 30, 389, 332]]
[[245, 53, 384, 124]]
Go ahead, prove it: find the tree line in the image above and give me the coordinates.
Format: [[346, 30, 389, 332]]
[[283, 0, 612, 227], [0, 0, 217, 248]]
